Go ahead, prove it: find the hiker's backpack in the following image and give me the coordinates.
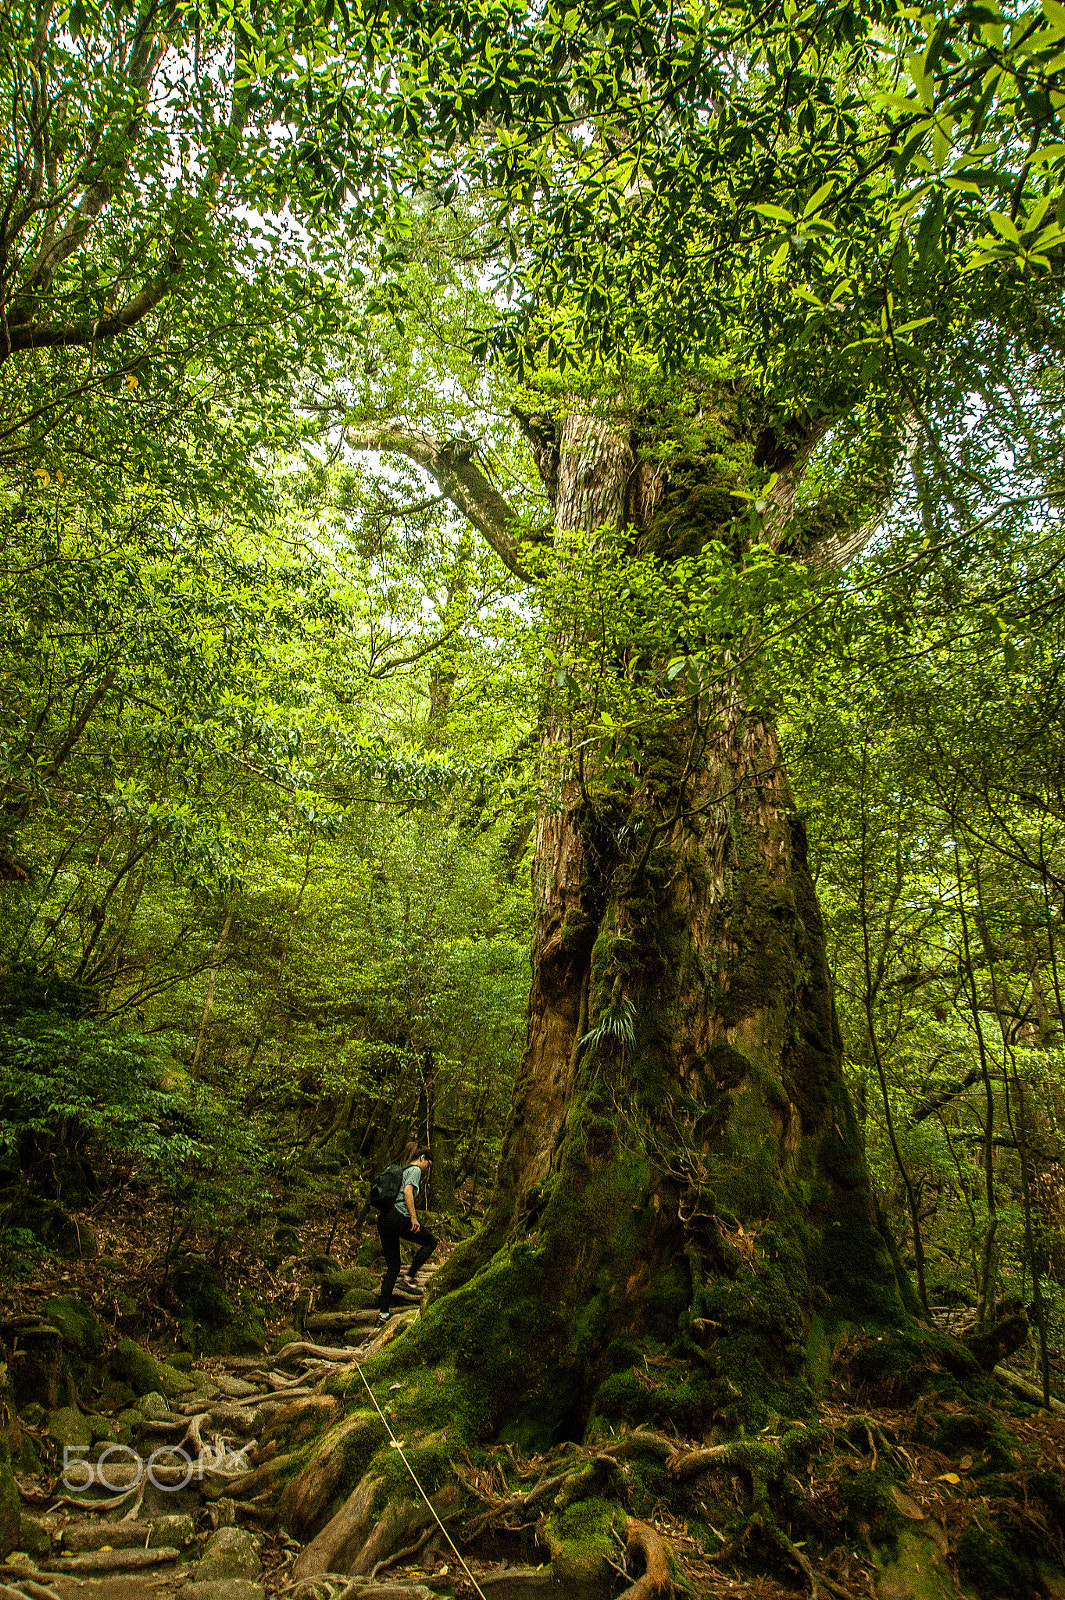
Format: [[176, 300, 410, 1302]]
[[369, 1162, 405, 1212]]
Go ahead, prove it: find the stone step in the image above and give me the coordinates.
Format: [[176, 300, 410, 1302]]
[[206, 1377, 260, 1400]]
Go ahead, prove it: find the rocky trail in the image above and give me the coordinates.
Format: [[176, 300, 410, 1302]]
[[6, 1268, 485, 1600], [10, 1250, 1065, 1600]]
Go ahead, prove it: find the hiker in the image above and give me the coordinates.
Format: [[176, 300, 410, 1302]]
[[376, 1146, 437, 1324]]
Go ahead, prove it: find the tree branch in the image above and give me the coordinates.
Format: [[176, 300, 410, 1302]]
[[345, 419, 539, 581], [5, 255, 183, 354]]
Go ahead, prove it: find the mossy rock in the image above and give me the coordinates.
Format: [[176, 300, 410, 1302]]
[[165, 1260, 265, 1355], [97, 1380, 136, 1410], [18, 1514, 54, 1558], [914, 1404, 1021, 1477], [47, 1407, 93, 1449], [957, 1520, 1042, 1599], [137, 1391, 174, 1419], [545, 1496, 617, 1587], [5, 1199, 97, 1259], [89, 1414, 118, 1442], [872, 1527, 958, 1600], [272, 1226, 300, 1255], [42, 1295, 105, 1358], [837, 1465, 903, 1543], [308, 1259, 378, 1310], [0, 1441, 19, 1559], [195, 1526, 261, 1581], [270, 1328, 300, 1353], [109, 1340, 193, 1399], [337, 1287, 377, 1313], [168, 1352, 195, 1371], [845, 1325, 981, 1405]]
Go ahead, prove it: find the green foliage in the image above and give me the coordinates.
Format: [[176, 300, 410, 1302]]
[[0, 1011, 197, 1173]]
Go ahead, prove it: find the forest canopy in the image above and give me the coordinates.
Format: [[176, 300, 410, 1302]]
[[3, 0, 1065, 1592]]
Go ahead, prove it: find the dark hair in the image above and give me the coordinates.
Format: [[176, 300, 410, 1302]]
[[410, 1145, 432, 1162]]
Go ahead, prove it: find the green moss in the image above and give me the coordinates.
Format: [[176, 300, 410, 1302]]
[[545, 1495, 617, 1585], [41, 1296, 103, 1358], [846, 1326, 980, 1407], [873, 1528, 960, 1600], [837, 1467, 902, 1543], [592, 1362, 724, 1435], [0, 1441, 18, 1559], [958, 1522, 1039, 1599], [1030, 1469, 1065, 1532], [914, 1404, 1021, 1477], [109, 1340, 193, 1398], [166, 1259, 265, 1354], [623, 1457, 673, 1516]]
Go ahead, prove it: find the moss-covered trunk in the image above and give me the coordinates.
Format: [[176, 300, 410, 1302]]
[[414, 402, 916, 1450], [275, 399, 930, 1591]]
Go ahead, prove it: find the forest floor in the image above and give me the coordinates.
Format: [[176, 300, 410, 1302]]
[[6, 1190, 1065, 1600]]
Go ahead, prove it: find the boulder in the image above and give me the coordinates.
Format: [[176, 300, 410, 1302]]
[[6, 1198, 97, 1259], [168, 1258, 265, 1355], [41, 1295, 104, 1358], [10, 1324, 62, 1410], [18, 1514, 55, 1558], [110, 1339, 194, 1398], [337, 1287, 378, 1313], [47, 1407, 93, 1450], [137, 1391, 173, 1420], [194, 1528, 262, 1583]]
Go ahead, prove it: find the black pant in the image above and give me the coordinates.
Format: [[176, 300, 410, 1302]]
[[377, 1209, 438, 1312]]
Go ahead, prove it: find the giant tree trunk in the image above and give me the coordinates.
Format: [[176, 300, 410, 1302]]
[[320, 397, 919, 1588], [414, 405, 916, 1449]]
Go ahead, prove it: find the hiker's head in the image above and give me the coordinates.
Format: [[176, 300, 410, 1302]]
[[411, 1145, 432, 1173]]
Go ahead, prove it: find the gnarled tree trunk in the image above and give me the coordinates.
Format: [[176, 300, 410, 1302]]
[[324, 394, 918, 1577]]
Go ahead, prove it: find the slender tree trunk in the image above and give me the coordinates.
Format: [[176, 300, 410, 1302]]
[[953, 837, 998, 1329], [857, 746, 929, 1314]]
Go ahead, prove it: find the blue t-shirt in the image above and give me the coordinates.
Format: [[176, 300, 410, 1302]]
[[394, 1165, 421, 1216]]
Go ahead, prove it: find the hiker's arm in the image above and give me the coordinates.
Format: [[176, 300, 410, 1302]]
[[404, 1183, 420, 1230]]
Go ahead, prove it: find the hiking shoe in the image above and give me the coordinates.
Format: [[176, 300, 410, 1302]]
[[400, 1277, 421, 1293], [376, 1311, 391, 1325]]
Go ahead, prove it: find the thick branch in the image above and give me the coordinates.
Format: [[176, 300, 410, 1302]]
[[13, 0, 164, 302], [801, 411, 919, 568], [345, 419, 536, 581], [5, 257, 182, 355]]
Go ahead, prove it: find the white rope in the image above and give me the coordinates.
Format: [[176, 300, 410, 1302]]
[[353, 1356, 489, 1600]]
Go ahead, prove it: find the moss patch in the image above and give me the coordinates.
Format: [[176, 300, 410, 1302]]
[[545, 1495, 617, 1585], [108, 1339, 194, 1399]]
